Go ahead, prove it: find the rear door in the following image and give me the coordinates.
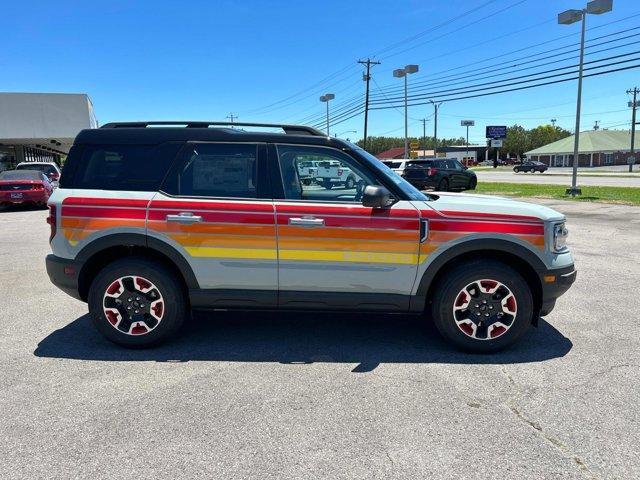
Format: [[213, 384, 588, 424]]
[[271, 144, 421, 311], [148, 142, 277, 307]]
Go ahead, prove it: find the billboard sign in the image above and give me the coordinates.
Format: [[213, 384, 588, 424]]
[[490, 139, 503, 148], [486, 125, 507, 139]]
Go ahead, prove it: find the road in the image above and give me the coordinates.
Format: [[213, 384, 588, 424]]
[[1, 201, 639, 479], [476, 169, 640, 187]]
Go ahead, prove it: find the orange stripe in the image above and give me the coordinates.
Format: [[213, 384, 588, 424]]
[[148, 220, 276, 236], [278, 225, 418, 241], [279, 237, 418, 253], [61, 218, 145, 229], [169, 234, 276, 249]]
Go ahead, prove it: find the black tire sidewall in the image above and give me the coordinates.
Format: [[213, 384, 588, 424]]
[[88, 258, 186, 347], [431, 261, 533, 353], [438, 179, 449, 191]]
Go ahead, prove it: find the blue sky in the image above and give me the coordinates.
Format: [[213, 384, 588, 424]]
[[1, 0, 638, 143]]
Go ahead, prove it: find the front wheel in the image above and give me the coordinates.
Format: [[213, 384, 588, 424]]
[[467, 177, 477, 190], [88, 257, 187, 348], [437, 179, 449, 191], [514, 168, 520, 173], [430, 260, 533, 352]]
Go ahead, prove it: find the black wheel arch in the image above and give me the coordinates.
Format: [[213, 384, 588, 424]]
[[412, 238, 546, 320], [76, 233, 199, 301]]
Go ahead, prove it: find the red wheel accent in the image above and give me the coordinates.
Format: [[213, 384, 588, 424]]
[[130, 324, 149, 335], [459, 322, 474, 336], [135, 277, 152, 290], [455, 291, 469, 307], [490, 325, 507, 338], [105, 310, 119, 326], [106, 280, 122, 295], [505, 296, 517, 313], [480, 280, 498, 291], [151, 301, 164, 319]]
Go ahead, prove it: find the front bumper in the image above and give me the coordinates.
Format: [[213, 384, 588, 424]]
[[45, 254, 83, 301], [539, 264, 576, 316]]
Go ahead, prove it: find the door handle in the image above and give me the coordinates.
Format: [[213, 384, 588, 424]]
[[289, 217, 325, 227], [166, 212, 203, 224]]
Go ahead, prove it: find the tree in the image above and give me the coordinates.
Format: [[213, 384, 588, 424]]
[[357, 136, 467, 155], [500, 124, 571, 158]]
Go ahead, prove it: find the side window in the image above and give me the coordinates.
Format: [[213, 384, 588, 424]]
[[452, 160, 464, 171], [276, 144, 379, 203], [163, 143, 258, 199], [71, 143, 182, 191]]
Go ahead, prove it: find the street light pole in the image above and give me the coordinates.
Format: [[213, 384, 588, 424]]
[[319, 93, 335, 136], [559, 0, 613, 196], [430, 100, 442, 157], [393, 64, 419, 159], [628, 87, 638, 172]]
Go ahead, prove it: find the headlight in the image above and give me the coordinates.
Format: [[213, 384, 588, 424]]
[[553, 222, 569, 252]]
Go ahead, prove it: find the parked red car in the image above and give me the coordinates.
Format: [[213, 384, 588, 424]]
[[0, 170, 54, 207]]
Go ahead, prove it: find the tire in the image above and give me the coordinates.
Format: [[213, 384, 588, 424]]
[[437, 178, 449, 191], [345, 176, 355, 189], [468, 177, 477, 190], [322, 179, 333, 190], [88, 257, 187, 348], [514, 168, 520, 173], [430, 260, 533, 353]]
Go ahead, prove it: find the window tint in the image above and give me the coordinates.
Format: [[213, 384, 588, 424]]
[[383, 161, 402, 168], [68, 143, 181, 191], [163, 143, 258, 198], [452, 160, 464, 171], [276, 145, 379, 203]]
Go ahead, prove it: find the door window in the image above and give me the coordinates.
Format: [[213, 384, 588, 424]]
[[276, 145, 379, 203], [163, 143, 258, 198]]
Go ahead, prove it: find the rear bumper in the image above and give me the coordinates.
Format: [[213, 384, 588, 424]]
[[0, 191, 48, 204], [46, 254, 83, 301], [405, 178, 437, 190], [539, 264, 576, 316]]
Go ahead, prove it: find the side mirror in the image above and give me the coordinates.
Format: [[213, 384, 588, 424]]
[[362, 185, 392, 208]]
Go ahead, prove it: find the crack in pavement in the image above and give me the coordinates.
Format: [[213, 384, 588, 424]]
[[500, 365, 599, 480]]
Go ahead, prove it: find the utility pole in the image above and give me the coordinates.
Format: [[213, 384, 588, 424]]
[[226, 113, 237, 125], [421, 118, 429, 158], [358, 58, 381, 151], [628, 87, 639, 172], [551, 118, 557, 127], [593, 120, 600, 130], [430, 101, 443, 157]]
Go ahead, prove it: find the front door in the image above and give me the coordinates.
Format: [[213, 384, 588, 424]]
[[272, 144, 421, 311], [147, 141, 277, 307]]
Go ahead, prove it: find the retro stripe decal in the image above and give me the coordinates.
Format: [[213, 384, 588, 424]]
[[60, 197, 546, 264]]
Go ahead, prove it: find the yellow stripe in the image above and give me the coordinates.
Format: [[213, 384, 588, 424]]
[[279, 249, 419, 265], [184, 247, 277, 260]]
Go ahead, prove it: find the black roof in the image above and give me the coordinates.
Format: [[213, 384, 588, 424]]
[[74, 121, 349, 148]]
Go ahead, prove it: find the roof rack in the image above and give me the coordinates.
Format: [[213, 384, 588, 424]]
[[99, 121, 326, 136]]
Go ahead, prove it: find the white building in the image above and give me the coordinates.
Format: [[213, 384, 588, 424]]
[[0, 92, 97, 170]]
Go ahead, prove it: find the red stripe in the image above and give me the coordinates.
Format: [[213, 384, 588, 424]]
[[276, 204, 418, 218], [148, 210, 274, 224], [149, 200, 273, 212], [62, 197, 150, 208], [439, 210, 542, 223], [61, 206, 147, 219], [430, 219, 544, 235], [277, 214, 417, 230]]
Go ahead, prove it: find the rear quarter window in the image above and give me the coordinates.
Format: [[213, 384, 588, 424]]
[[62, 142, 182, 191]]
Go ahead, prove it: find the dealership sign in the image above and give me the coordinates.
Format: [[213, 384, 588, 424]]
[[486, 125, 507, 139]]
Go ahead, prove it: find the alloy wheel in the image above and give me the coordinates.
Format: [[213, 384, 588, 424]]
[[103, 275, 165, 335]]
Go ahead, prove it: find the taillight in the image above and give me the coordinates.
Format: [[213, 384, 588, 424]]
[[427, 168, 438, 176], [337, 168, 343, 176], [47, 205, 57, 242], [33, 184, 45, 190]]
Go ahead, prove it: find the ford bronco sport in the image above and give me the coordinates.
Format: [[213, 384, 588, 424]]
[[45, 121, 575, 352]]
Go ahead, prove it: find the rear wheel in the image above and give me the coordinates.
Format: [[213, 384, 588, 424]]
[[322, 179, 333, 190], [514, 167, 520, 173], [88, 258, 187, 348], [437, 179, 449, 191], [430, 260, 533, 353]]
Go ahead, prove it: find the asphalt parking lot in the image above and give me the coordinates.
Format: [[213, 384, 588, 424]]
[[1, 199, 639, 479]]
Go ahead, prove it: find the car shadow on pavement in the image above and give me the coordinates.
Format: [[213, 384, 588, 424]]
[[34, 311, 572, 371]]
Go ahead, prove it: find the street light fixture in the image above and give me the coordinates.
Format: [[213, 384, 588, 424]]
[[558, 0, 613, 196], [393, 64, 419, 158], [319, 93, 335, 136], [335, 130, 357, 138]]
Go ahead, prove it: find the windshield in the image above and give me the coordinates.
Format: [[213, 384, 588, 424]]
[[0, 170, 42, 180], [17, 163, 57, 175], [349, 145, 430, 201]]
